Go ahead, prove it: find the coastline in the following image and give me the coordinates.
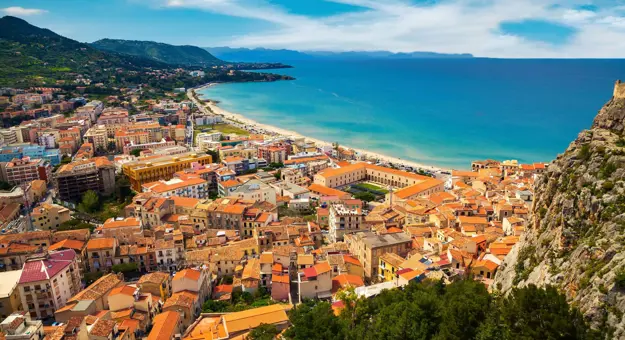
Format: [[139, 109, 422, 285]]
[[192, 83, 452, 175]]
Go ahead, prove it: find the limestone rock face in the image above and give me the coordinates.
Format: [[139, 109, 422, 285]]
[[494, 87, 625, 337]]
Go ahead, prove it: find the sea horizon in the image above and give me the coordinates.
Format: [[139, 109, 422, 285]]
[[198, 58, 625, 169]]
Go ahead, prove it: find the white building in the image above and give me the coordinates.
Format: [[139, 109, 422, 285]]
[[17, 250, 81, 319], [37, 134, 56, 149], [231, 179, 277, 205], [142, 177, 209, 199], [329, 204, 366, 243], [195, 115, 223, 126], [0, 312, 43, 340], [155, 238, 184, 272]]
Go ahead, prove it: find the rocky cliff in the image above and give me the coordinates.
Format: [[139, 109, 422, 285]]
[[495, 82, 625, 338]]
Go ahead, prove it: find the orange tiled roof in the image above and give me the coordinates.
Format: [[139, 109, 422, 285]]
[[173, 268, 201, 281], [86, 238, 116, 250]]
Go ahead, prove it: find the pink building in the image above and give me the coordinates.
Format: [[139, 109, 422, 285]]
[[271, 273, 290, 302]]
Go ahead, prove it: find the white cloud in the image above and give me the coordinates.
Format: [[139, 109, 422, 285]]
[[1, 6, 48, 16], [160, 0, 625, 57]]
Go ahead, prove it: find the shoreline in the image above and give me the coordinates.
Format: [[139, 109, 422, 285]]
[[192, 83, 452, 175]]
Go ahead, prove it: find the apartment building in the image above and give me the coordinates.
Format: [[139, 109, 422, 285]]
[[17, 250, 81, 319], [328, 204, 367, 243], [137, 272, 171, 302], [142, 177, 209, 199], [30, 203, 71, 231], [0, 270, 23, 319], [123, 139, 176, 155], [231, 179, 277, 204], [83, 124, 108, 150], [115, 130, 149, 152], [122, 152, 212, 191], [219, 144, 257, 160], [55, 157, 115, 201], [97, 108, 129, 137], [74, 100, 103, 122], [258, 144, 288, 164], [345, 231, 412, 279], [0, 312, 43, 340], [86, 238, 118, 273], [154, 239, 183, 272], [3, 158, 50, 185]]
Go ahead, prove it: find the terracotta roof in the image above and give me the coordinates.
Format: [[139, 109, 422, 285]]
[[89, 319, 116, 337], [332, 274, 364, 293], [69, 273, 122, 302], [173, 268, 201, 281], [109, 285, 137, 296], [222, 304, 289, 334], [259, 252, 273, 264], [163, 291, 197, 310], [394, 178, 444, 199], [148, 311, 180, 340], [86, 238, 116, 250], [308, 184, 349, 197], [48, 239, 85, 252], [272, 273, 289, 284], [137, 272, 169, 285]]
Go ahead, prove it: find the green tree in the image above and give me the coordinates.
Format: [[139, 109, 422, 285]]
[[0, 181, 12, 191], [477, 285, 598, 340], [79, 190, 99, 213], [248, 323, 279, 340], [274, 169, 281, 180], [111, 262, 138, 273], [60, 155, 72, 164], [202, 299, 229, 313], [283, 301, 345, 340], [354, 192, 376, 202], [435, 279, 491, 340], [129, 149, 143, 157]]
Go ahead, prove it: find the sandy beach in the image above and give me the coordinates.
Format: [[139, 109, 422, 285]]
[[191, 83, 451, 175]]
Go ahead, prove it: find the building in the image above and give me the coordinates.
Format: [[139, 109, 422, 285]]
[[0, 270, 23, 319], [147, 311, 183, 340], [86, 238, 118, 273], [142, 177, 209, 199], [0, 312, 43, 340], [74, 100, 103, 122], [231, 179, 277, 204], [83, 125, 108, 151], [137, 272, 171, 302], [17, 250, 81, 319], [313, 163, 443, 200], [328, 204, 366, 243], [298, 262, 332, 301], [122, 153, 212, 191], [123, 139, 176, 155], [0, 145, 61, 166], [258, 145, 288, 164], [172, 268, 210, 303], [183, 305, 290, 340], [345, 231, 412, 279], [30, 203, 71, 231], [3, 158, 50, 186], [55, 157, 115, 201], [97, 108, 129, 137], [55, 273, 123, 321]]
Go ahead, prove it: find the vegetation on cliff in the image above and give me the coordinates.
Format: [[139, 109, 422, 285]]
[[495, 84, 625, 338], [283, 280, 599, 340], [92, 38, 222, 66]]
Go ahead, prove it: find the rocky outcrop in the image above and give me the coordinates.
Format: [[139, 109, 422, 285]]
[[494, 82, 625, 338]]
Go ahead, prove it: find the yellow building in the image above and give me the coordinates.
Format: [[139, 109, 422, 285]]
[[313, 162, 444, 200], [30, 203, 71, 230], [122, 153, 212, 191], [378, 252, 405, 282]]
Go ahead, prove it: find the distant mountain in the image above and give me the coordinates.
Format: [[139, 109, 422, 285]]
[[92, 39, 222, 66], [205, 47, 473, 63], [0, 16, 171, 86]]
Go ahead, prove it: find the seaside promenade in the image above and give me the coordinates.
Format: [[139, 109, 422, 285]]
[[189, 84, 451, 180]]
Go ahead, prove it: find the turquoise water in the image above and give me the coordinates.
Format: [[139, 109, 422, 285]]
[[199, 59, 625, 169]]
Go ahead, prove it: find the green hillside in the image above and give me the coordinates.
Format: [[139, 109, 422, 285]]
[[0, 16, 171, 86], [92, 38, 222, 66]]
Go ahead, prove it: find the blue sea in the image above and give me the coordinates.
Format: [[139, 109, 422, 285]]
[[198, 59, 625, 169]]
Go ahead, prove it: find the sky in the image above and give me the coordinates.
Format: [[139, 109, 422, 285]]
[[2, 0, 625, 58]]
